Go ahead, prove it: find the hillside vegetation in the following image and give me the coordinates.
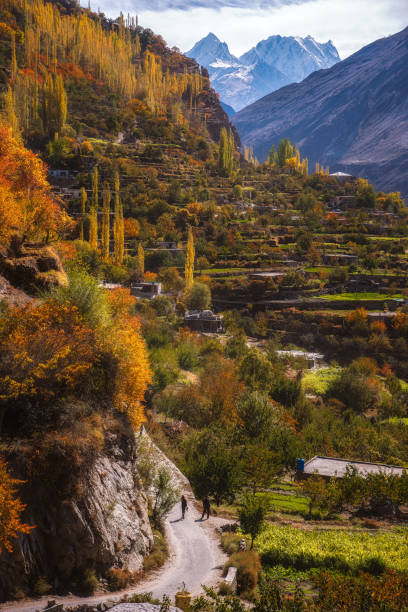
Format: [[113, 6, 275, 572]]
[[0, 0, 408, 607]]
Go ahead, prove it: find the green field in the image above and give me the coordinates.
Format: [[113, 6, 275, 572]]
[[257, 490, 310, 516], [386, 417, 408, 425], [316, 292, 404, 301], [302, 367, 341, 395], [256, 525, 408, 574], [304, 266, 335, 273]]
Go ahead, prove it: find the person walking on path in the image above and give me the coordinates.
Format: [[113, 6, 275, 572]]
[[201, 496, 210, 520], [181, 495, 188, 519]]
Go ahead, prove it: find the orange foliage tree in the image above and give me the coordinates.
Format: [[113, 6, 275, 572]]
[[199, 355, 243, 426], [0, 124, 70, 245], [106, 289, 151, 430], [0, 457, 33, 553], [0, 301, 97, 430]]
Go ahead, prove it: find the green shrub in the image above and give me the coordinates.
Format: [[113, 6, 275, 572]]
[[218, 582, 234, 596], [224, 550, 261, 594], [79, 568, 99, 594], [10, 587, 25, 601], [221, 533, 243, 555], [177, 342, 199, 370], [33, 576, 52, 597], [128, 592, 160, 604]]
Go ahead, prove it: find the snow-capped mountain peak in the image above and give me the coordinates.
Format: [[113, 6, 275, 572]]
[[187, 33, 239, 69], [187, 33, 340, 112]]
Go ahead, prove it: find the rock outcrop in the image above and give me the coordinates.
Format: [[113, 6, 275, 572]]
[[0, 240, 68, 295], [0, 431, 153, 601]]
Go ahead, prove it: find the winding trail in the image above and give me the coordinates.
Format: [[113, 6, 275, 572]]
[[0, 434, 228, 612]]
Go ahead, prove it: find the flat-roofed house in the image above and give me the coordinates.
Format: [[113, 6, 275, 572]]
[[296, 455, 405, 480]]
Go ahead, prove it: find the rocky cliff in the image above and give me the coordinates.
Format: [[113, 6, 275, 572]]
[[0, 430, 153, 601], [0, 240, 68, 297]]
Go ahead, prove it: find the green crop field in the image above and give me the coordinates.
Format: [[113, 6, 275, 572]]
[[256, 525, 408, 574], [302, 367, 342, 395], [256, 491, 310, 516], [316, 292, 404, 301]]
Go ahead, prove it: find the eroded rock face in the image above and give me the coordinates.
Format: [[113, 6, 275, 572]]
[[0, 434, 153, 600], [0, 242, 68, 294]]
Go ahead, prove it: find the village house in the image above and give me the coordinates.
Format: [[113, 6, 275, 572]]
[[184, 310, 224, 333], [329, 172, 357, 185], [277, 350, 324, 369], [322, 253, 359, 265], [130, 282, 162, 299], [296, 456, 405, 480]]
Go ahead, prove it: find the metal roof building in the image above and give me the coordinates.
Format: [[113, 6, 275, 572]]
[[300, 456, 406, 479]]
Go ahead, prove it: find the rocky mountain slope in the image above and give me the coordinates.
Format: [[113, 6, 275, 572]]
[[187, 33, 339, 111], [232, 27, 408, 197], [0, 428, 153, 600]]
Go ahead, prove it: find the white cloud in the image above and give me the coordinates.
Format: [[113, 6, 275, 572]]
[[92, 0, 311, 8], [86, 0, 406, 59]]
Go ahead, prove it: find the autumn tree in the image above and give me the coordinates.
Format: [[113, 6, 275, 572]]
[[0, 457, 33, 553], [107, 290, 152, 430], [41, 73, 67, 137], [113, 171, 124, 263], [218, 128, 234, 175], [80, 186, 87, 241], [185, 226, 195, 290], [89, 166, 98, 250], [101, 181, 111, 261], [0, 124, 69, 245], [3, 85, 19, 137], [136, 243, 144, 279], [0, 300, 97, 431]]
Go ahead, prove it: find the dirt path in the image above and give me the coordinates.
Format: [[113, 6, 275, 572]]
[[0, 434, 228, 612], [0, 503, 227, 612], [138, 494, 228, 600]]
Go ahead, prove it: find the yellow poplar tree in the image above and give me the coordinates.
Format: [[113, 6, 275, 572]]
[[89, 166, 98, 250], [102, 181, 111, 261], [4, 86, 19, 137], [137, 243, 144, 279], [11, 31, 17, 81], [113, 172, 124, 263], [185, 226, 195, 290], [80, 186, 87, 241]]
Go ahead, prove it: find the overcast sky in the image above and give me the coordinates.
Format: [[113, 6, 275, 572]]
[[85, 0, 406, 58]]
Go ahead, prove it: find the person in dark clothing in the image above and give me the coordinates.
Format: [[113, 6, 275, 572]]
[[181, 495, 188, 519], [201, 496, 210, 520]]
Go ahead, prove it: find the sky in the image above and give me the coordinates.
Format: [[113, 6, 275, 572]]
[[85, 0, 406, 59]]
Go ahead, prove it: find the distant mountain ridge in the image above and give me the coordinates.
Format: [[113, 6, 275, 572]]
[[232, 27, 408, 197], [187, 32, 340, 111]]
